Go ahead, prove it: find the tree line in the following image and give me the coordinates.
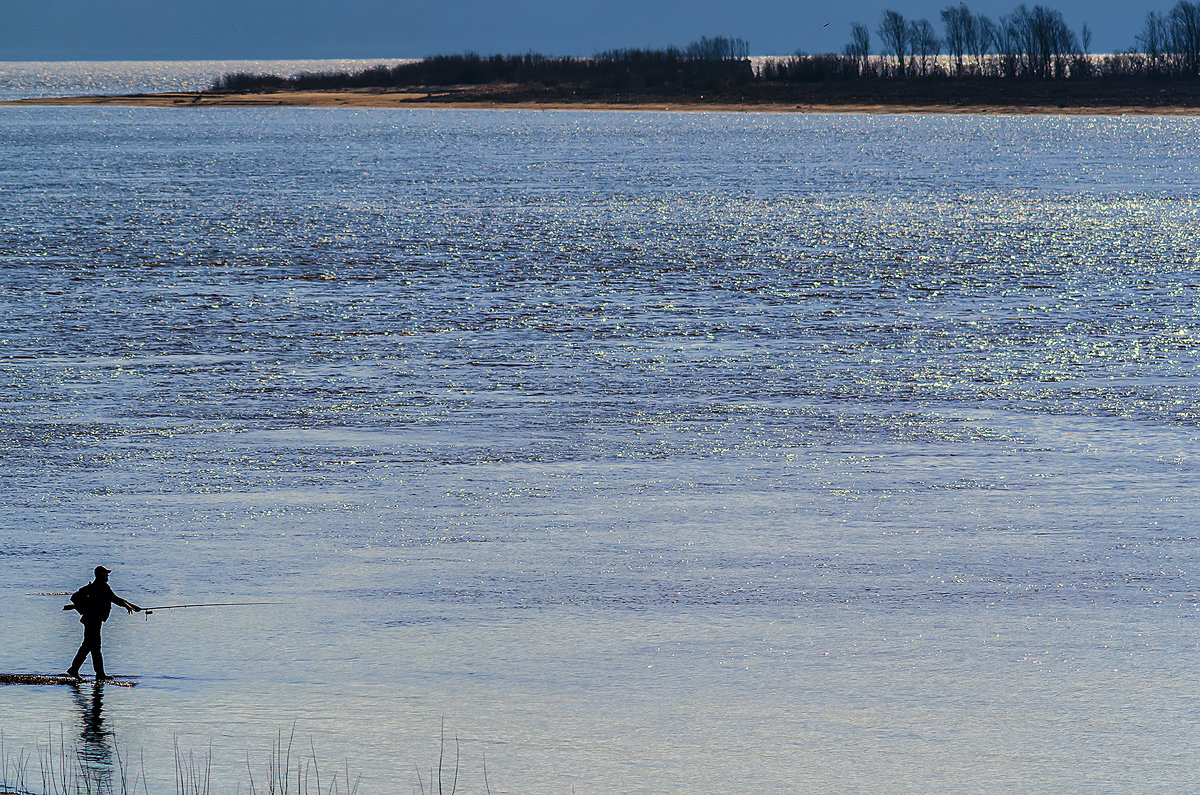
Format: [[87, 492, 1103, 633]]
[[211, 5, 1200, 98], [837, 0, 1200, 79], [213, 37, 753, 94]]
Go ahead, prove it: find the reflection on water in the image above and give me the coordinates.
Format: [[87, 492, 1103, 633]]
[[69, 681, 113, 791]]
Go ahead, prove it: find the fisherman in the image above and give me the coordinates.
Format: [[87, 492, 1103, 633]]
[[64, 566, 142, 680]]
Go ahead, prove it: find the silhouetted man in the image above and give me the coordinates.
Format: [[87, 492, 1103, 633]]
[[65, 566, 141, 680]]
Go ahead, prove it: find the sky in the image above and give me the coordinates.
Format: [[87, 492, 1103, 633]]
[[0, 0, 1161, 61]]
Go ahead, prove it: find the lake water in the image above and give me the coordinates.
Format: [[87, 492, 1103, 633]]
[[0, 59, 412, 102], [2, 64, 1200, 794]]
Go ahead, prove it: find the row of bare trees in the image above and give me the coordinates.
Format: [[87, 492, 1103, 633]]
[[849, 4, 1087, 78], [1137, 2, 1200, 75], [845, 1, 1200, 79], [212, 8, 1200, 97]]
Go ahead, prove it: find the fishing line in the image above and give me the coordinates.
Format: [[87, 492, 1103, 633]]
[[141, 602, 286, 616]]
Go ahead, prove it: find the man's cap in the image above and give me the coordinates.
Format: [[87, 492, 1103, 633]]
[[94, 565, 111, 575]]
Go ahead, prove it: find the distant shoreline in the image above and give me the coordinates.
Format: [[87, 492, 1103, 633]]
[[6, 87, 1200, 115], [8, 45, 1200, 114]]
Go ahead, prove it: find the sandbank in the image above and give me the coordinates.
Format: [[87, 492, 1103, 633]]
[[4, 88, 1200, 115]]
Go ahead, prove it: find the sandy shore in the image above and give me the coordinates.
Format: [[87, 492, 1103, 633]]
[[4, 88, 1200, 115]]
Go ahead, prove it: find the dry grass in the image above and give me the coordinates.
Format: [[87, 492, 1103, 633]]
[[412, 717, 493, 795], [1, 727, 364, 795]]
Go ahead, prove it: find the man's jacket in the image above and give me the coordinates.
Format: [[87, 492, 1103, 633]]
[[70, 581, 122, 623]]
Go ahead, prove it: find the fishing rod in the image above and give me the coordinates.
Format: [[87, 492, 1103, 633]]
[[55, 600, 285, 616], [139, 602, 286, 616]]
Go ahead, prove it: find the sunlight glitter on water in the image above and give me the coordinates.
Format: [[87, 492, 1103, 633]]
[[3, 104, 1200, 792], [0, 59, 415, 101]]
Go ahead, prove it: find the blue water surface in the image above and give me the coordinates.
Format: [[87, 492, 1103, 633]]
[[2, 101, 1200, 793]]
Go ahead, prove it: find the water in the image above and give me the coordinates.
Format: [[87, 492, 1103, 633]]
[[3, 67, 1200, 793], [0, 59, 411, 101]]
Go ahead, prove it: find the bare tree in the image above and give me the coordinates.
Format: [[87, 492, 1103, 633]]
[[995, 13, 1021, 77], [1170, 0, 1200, 75], [1074, 22, 1093, 76], [971, 15, 998, 75], [685, 36, 750, 60], [1001, 4, 1077, 79], [1139, 11, 1169, 73], [941, 4, 971, 75], [878, 10, 909, 76], [1033, 5, 1078, 78], [843, 23, 872, 72], [909, 19, 941, 76]]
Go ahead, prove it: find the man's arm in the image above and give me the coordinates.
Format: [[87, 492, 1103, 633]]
[[113, 595, 142, 613], [104, 584, 142, 613]]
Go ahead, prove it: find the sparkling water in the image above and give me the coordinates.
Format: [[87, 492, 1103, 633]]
[[2, 81, 1200, 792], [0, 59, 412, 101]]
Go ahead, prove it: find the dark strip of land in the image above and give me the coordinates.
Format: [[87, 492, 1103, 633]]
[[0, 672, 137, 686], [7, 78, 1200, 114], [6, 46, 1200, 113]]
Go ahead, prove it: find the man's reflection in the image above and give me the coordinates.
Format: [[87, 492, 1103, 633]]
[[69, 680, 114, 789]]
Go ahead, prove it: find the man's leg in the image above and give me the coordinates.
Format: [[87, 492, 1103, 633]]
[[85, 623, 105, 679], [67, 624, 92, 677], [68, 623, 104, 678]]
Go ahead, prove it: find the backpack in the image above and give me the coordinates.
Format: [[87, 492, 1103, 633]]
[[71, 583, 101, 615]]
